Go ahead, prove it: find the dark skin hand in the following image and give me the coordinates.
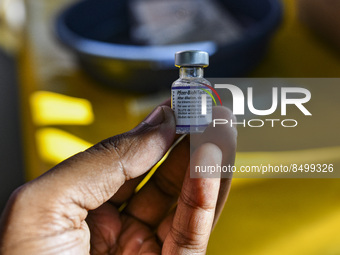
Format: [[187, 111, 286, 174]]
[[0, 102, 237, 255]]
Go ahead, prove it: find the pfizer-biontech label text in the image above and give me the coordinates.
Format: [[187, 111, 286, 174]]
[[172, 86, 212, 133]]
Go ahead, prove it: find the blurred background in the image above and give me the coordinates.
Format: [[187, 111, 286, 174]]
[[0, 0, 340, 254]]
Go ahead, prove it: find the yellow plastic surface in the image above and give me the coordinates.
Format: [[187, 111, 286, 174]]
[[207, 1, 340, 254]]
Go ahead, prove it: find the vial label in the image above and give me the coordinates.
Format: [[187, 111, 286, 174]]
[[172, 86, 212, 133]]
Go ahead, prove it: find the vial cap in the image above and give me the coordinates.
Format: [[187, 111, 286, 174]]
[[175, 50, 209, 67]]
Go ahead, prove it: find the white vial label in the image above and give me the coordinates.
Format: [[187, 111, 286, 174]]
[[172, 87, 212, 133]]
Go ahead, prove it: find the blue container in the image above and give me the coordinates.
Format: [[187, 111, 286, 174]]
[[56, 0, 282, 93]]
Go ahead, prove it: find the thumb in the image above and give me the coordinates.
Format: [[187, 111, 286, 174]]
[[29, 105, 176, 210]]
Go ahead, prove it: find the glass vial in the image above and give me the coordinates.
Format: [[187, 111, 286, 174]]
[[171, 50, 212, 134]]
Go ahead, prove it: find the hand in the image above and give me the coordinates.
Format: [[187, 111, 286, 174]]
[[0, 103, 236, 255]]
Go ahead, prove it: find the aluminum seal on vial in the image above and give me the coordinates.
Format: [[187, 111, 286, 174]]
[[175, 50, 209, 67]]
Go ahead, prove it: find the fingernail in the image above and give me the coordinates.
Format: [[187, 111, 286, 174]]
[[143, 106, 165, 126]]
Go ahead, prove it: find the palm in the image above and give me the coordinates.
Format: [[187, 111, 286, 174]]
[[84, 129, 234, 254], [85, 135, 190, 254], [87, 204, 160, 254]]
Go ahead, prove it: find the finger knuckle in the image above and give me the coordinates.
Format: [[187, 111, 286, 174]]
[[180, 189, 216, 212], [87, 134, 131, 180], [170, 224, 206, 252], [153, 172, 182, 198]]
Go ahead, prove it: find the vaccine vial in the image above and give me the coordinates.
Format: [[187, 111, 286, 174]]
[[171, 50, 212, 134]]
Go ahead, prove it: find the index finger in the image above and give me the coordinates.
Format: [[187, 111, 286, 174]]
[[162, 143, 222, 254], [191, 106, 237, 220]]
